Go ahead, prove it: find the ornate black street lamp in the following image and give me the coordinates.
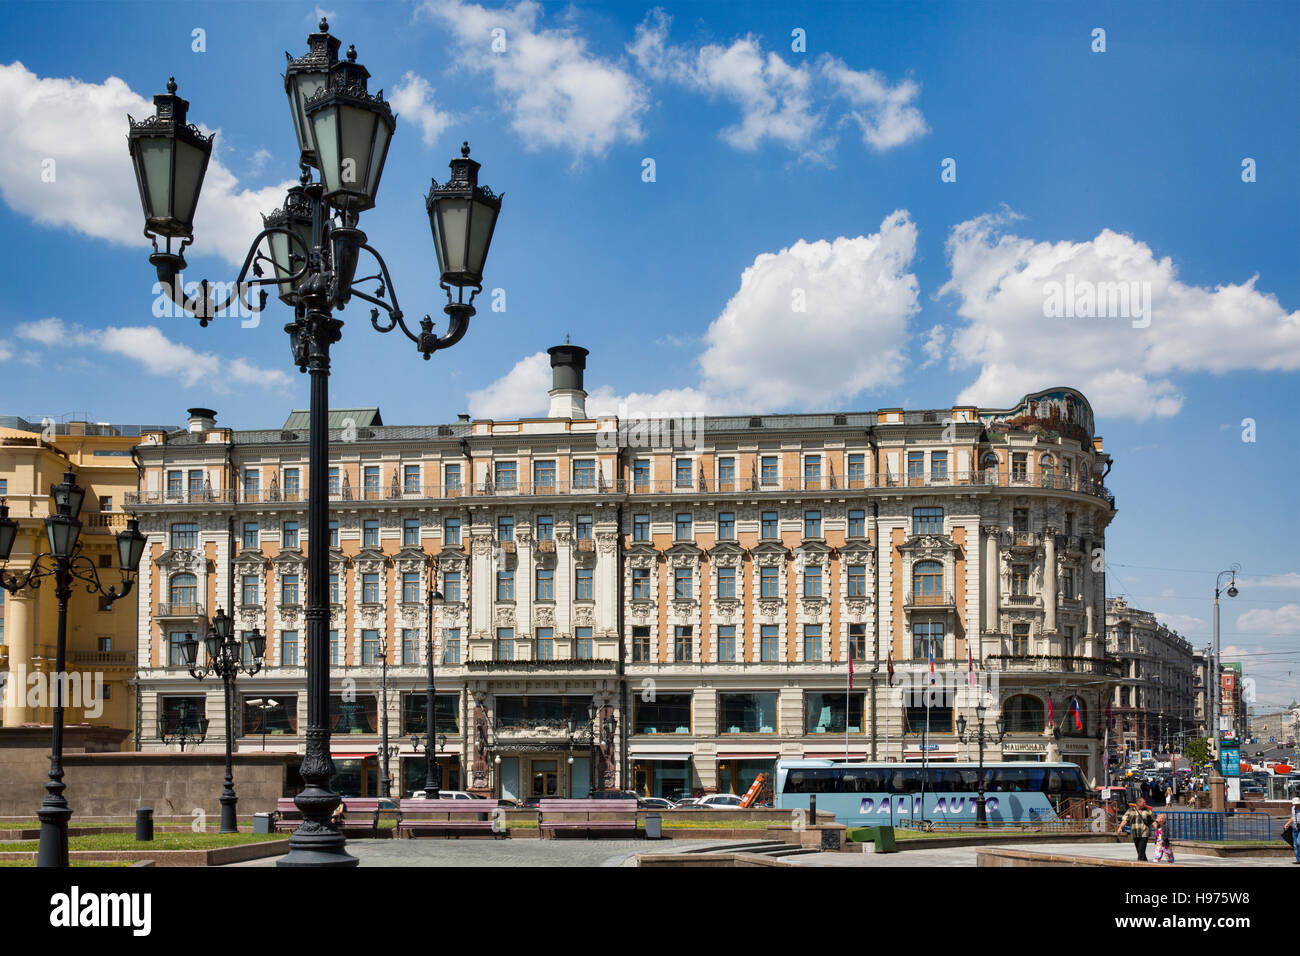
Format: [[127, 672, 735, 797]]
[[180, 608, 266, 832], [421, 586, 445, 798], [127, 18, 502, 867], [957, 703, 1006, 826], [158, 698, 211, 752], [0, 476, 145, 867]]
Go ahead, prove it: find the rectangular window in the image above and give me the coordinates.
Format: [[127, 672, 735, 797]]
[[241, 522, 258, 549], [535, 568, 554, 601], [576, 514, 593, 540], [847, 565, 867, 597], [804, 565, 822, 597], [187, 469, 204, 495], [760, 566, 780, 599], [443, 628, 461, 664], [1061, 567, 1075, 599], [329, 520, 340, 548], [575, 627, 594, 660], [283, 468, 301, 499], [803, 455, 821, 487], [241, 575, 260, 606], [495, 461, 517, 490], [717, 625, 736, 663], [632, 459, 650, 490], [1012, 453, 1028, 481], [572, 459, 595, 488], [402, 571, 421, 604], [1013, 508, 1029, 534], [403, 518, 421, 547], [761, 511, 779, 539], [329, 573, 340, 604], [362, 572, 380, 604], [575, 567, 593, 601], [536, 515, 553, 541], [719, 692, 778, 733], [848, 509, 865, 538], [1012, 623, 1030, 657], [804, 510, 822, 539], [760, 455, 778, 486], [281, 574, 300, 605], [631, 626, 651, 662], [675, 512, 692, 541], [847, 454, 865, 487], [633, 514, 650, 542], [717, 566, 736, 599], [402, 629, 420, 665], [674, 567, 692, 600], [907, 452, 924, 482], [328, 467, 340, 495], [363, 520, 379, 548], [497, 516, 514, 542], [497, 570, 515, 601], [444, 463, 462, 491], [534, 460, 556, 489], [1012, 566, 1030, 596], [536, 627, 555, 661], [281, 630, 300, 666], [717, 511, 735, 540], [635, 694, 692, 734], [496, 627, 515, 661], [167, 471, 183, 497], [170, 522, 198, 550], [243, 469, 259, 498], [848, 623, 867, 662], [444, 518, 461, 546], [402, 464, 420, 494], [673, 625, 692, 662], [632, 567, 651, 600], [931, 451, 948, 481], [362, 629, 383, 665], [807, 691, 867, 734], [912, 620, 943, 660], [905, 704, 954, 735], [99, 495, 113, 512], [329, 630, 341, 666], [364, 465, 380, 497], [717, 456, 735, 489], [803, 624, 822, 661], [1064, 511, 1074, 537], [675, 458, 693, 488], [915, 509, 946, 538], [282, 521, 299, 548], [443, 572, 461, 603], [760, 624, 779, 662], [168, 632, 195, 667]]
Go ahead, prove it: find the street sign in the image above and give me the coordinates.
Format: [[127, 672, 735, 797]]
[[1222, 748, 1240, 776]]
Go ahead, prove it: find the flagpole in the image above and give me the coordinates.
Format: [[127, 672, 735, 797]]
[[845, 647, 852, 762]]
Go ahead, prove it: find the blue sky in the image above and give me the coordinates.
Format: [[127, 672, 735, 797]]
[[0, 1, 1297, 711]]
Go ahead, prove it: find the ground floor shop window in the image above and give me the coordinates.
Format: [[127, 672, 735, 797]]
[[633, 760, 693, 801], [806, 691, 866, 734], [402, 756, 461, 796], [634, 694, 691, 734], [715, 758, 775, 796]]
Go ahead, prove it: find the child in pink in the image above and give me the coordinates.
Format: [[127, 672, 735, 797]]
[[1153, 814, 1175, 863]]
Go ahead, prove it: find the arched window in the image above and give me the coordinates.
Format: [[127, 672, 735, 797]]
[[169, 573, 197, 606], [1003, 694, 1045, 733], [981, 453, 1000, 485], [1039, 453, 1056, 488], [913, 560, 943, 600]]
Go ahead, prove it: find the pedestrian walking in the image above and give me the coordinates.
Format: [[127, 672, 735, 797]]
[[1164, 785, 1173, 807], [1120, 798, 1156, 861], [1285, 796, 1300, 865], [1153, 814, 1174, 863]]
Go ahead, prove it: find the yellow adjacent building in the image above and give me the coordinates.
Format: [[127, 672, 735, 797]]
[[0, 415, 167, 746]]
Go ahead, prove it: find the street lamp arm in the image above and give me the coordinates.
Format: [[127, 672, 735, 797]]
[[149, 224, 312, 326], [65, 553, 135, 604], [0, 552, 58, 594]]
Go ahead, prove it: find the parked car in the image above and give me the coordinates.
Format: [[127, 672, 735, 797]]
[[590, 789, 640, 800], [695, 793, 745, 810], [637, 797, 676, 810], [409, 789, 484, 800]]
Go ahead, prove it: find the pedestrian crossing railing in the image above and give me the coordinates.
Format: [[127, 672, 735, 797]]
[[1162, 810, 1271, 842]]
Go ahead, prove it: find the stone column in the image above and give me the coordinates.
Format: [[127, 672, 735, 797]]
[[2, 588, 33, 727], [982, 526, 1000, 634], [470, 533, 493, 638], [1043, 528, 1057, 633]]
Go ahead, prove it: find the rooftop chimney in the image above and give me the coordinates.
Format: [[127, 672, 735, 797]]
[[547, 344, 588, 419], [187, 407, 217, 433]]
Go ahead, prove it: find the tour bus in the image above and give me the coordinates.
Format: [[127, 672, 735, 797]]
[[774, 759, 1091, 826]]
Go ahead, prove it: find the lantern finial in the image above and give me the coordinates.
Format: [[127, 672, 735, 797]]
[[319, 16, 329, 31], [347, 44, 357, 62], [462, 141, 470, 158], [167, 76, 177, 94]]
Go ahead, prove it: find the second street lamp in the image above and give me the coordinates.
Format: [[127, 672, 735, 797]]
[[128, 18, 502, 868], [423, 586, 445, 798], [182, 608, 265, 832], [957, 702, 1006, 827]]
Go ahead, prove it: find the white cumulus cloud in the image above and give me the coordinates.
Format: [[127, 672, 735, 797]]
[[390, 71, 455, 147], [1236, 604, 1300, 635]]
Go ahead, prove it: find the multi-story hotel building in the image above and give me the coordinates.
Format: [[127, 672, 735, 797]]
[[128, 347, 1120, 799], [0, 416, 159, 743], [1104, 597, 1198, 757]]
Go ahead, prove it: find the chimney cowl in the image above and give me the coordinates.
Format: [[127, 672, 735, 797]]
[[187, 407, 217, 433], [546, 344, 589, 419]]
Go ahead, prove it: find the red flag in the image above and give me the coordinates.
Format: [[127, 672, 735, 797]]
[[967, 643, 975, 686], [887, 654, 895, 687], [848, 646, 854, 691], [1047, 695, 1055, 727]]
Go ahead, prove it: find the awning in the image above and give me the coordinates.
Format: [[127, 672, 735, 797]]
[[331, 752, 376, 759], [716, 753, 779, 760], [902, 752, 956, 761], [805, 753, 870, 759], [629, 753, 693, 763]]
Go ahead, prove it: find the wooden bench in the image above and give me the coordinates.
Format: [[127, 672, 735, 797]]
[[396, 799, 504, 838], [273, 798, 302, 832], [273, 797, 393, 833], [538, 799, 639, 838]]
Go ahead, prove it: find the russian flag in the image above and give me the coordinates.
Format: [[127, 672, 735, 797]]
[[928, 644, 935, 684], [1071, 696, 1083, 731]]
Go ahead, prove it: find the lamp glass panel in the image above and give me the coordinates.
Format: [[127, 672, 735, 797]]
[[46, 518, 81, 560], [0, 520, 16, 561], [66, 482, 86, 520], [467, 198, 497, 276], [172, 138, 208, 227], [291, 74, 326, 154], [435, 197, 469, 275], [310, 106, 341, 194], [365, 119, 391, 202], [204, 632, 221, 661], [139, 139, 173, 222], [338, 104, 377, 204], [116, 530, 133, 569]]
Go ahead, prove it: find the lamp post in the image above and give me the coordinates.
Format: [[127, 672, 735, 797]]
[[957, 702, 1006, 826], [1209, 566, 1239, 810], [247, 697, 283, 751], [182, 608, 265, 832], [409, 732, 447, 796], [423, 587, 445, 798], [377, 632, 392, 798], [158, 698, 210, 752], [0, 477, 145, 867], [128, 18, 502, 867]]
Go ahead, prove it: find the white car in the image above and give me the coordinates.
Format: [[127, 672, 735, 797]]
[[410, 789, 482, 800], [695, 793, 745, 809]]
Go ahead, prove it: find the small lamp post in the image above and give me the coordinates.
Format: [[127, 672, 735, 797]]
[[423, 586, 445, 797], [182, 608, 265, 832], [957, 702, 1006, 827], [0, 476, 145, 867]]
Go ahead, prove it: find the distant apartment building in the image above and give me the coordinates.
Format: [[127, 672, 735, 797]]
[[1104, 597, 1197, 756], [127, 348, 1121, 798]]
